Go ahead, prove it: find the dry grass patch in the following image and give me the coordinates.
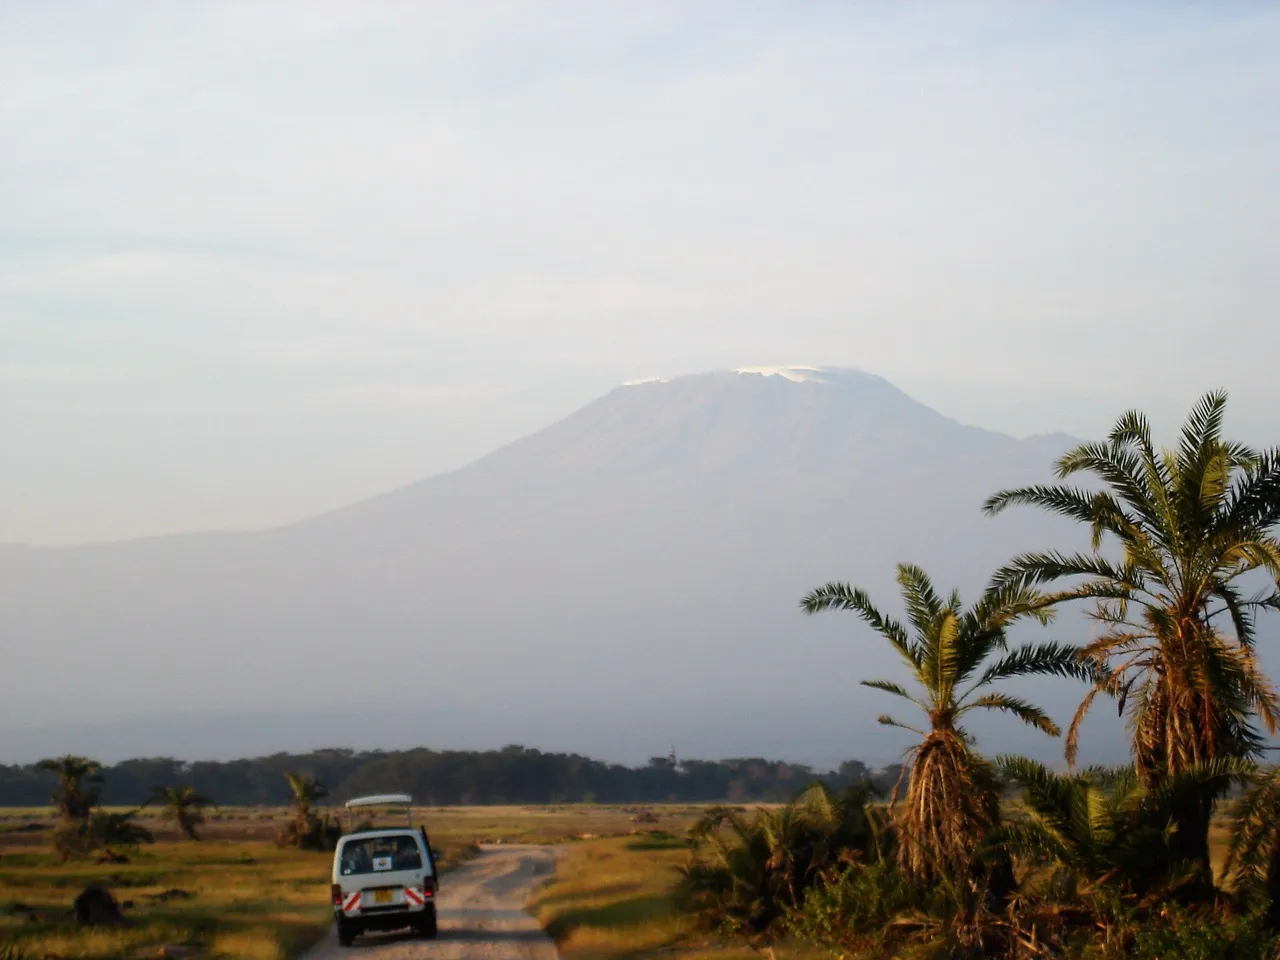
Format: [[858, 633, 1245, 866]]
[[529, 834, 693, 959], [528, 833, 824, 960], [0, 841, 333, 960]]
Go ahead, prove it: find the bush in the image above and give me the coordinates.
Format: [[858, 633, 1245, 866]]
[[678, 783, 885, 937], [1119, 905, 1280, 960], [51, 810, 153, 862], [276, 812, 341, 851], [783, 861, 927, 957]]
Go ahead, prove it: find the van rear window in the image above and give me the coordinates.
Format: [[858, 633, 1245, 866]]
[[339, 835, 422, 875]]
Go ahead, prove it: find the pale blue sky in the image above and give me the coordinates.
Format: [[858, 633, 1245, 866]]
[[3, 1, 1278, 544]]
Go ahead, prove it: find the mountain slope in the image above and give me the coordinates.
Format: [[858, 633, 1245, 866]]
[[2, 368, 1104, 766]]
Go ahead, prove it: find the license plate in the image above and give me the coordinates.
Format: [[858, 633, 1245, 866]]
[[373, 889, 393, 904]]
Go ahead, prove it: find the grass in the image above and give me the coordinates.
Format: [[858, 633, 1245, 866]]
[[0, 804, 700, 960], [528, 832, 825, 960], [0, 840, 335, 960], [6, 798, 1231, 960]]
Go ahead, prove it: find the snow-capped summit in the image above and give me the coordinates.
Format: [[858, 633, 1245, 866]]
[[734, 364, 828, 383]]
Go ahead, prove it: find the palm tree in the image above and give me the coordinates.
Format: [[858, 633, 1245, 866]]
[[801, 564, 1088, 889], [279, 772, 336, 850], [983, 391, 1280, 879], [285, 772, 327, 820], [148, 785, 213, 841], [1226, 767, 1280, 924], [995, 756, 1241, 901], [35, 755, 103, 821]]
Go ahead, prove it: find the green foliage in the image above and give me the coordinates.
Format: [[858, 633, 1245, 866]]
[[1121, 904, 1280, 960], [995, 756, 1249, 905], [985, 391, 1280, 882], [148, 784, 214, 840], [782, 860, 928, 957], [801, 563, 1084, 889], [34, 755, 103, 821], [51, 808, 154, 861], [676, 782, 885, 936], [277, 772, 339, 851]]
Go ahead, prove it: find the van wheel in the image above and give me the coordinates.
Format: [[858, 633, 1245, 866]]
[[337, 918, 358, 946], [417, 906, 438, 939]]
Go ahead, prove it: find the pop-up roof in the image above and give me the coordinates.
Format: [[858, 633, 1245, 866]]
[[343, 794, 415, 830]]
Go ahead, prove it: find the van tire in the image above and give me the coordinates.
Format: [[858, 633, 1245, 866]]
[[417, 906, 438, 938], [337, 918, 358, 946]]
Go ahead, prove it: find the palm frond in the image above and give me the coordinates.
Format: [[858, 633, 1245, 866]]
[[963, 693, 1060, 736], [860, 679, 919, 705], [800, 582, 918, 667], [968, 641, 1092, 693]]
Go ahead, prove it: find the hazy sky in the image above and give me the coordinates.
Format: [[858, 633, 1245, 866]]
[[3, 1, 1278, 545]]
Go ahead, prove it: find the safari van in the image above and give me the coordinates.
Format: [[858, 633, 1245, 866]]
[[330, 794, 439, 946]]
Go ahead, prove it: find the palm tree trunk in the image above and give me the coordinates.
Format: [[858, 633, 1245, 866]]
[[1171, 793, 1215, 896]]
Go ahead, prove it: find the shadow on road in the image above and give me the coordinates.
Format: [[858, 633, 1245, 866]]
[[348, 928, 551, 948]]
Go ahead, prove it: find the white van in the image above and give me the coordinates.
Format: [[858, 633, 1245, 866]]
[[330, 794, 439, 946]]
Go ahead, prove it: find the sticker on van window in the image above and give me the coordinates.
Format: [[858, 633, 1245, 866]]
[[373, 856, 393, 872]]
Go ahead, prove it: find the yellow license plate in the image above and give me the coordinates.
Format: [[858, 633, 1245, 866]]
[[373, 889, 393, 904]]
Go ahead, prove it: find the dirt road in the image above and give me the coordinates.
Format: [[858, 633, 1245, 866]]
[[303, 845, 561, 960]]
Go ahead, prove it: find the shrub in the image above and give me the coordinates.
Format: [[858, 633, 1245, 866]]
[[783, 861, 926, 957], [678, 782, 885, 936], [1119, 905, 1280, 960]]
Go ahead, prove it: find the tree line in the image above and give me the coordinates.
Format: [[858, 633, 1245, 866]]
[[0, 746, 901, 808]]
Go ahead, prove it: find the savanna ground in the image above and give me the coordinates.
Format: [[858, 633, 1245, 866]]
[[0, 802, 1245, 960], [0, 804, 707, 960]]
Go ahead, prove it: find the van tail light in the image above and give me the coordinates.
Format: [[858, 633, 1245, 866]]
[[331, 884, 343, 906]]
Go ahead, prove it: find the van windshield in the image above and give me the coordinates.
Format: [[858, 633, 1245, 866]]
[[339, 835, 423, 876]]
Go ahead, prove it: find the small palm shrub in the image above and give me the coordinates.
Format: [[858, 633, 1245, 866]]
[[677, 782, 884, 936], [276, 772, 341, 850]]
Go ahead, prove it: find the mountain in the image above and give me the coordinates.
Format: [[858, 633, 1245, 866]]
[[1, 367, 1112, 767]]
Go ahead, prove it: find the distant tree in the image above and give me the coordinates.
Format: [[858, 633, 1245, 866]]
[[279, 772, 338, 851], [148, 784, 213, 840], [285, 772, 327, 820], [36, 755, 103, 822]]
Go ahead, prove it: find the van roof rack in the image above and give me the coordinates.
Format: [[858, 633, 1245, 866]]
[[342, 794, 415, 830], [345, 794, 413, 808]]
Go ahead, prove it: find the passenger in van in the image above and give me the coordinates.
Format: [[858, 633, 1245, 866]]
[[395, 836, 423, 870], [342, 843, 371, 875]]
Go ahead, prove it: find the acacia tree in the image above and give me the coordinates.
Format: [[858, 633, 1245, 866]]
[[801, 563, 1088, 894], [149, 784, 214, 841], [984, 391, 1280, 880]]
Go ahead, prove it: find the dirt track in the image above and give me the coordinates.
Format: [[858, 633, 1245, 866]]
[[303, 845, 561, 960]]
